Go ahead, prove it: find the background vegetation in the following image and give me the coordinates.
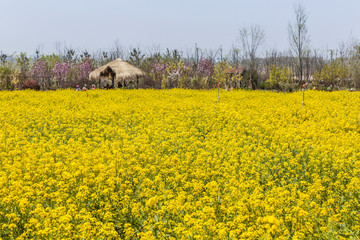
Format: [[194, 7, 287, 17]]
[[1, 5, 360, 92]]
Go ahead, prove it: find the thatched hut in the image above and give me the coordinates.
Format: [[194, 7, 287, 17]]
[[225, 67, 245, 89], [89, 58, 146, 88]]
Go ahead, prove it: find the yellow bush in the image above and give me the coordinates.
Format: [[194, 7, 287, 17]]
[[0, 89, 359, 239]]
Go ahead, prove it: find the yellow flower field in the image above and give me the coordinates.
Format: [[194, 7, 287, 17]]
[[0, 89, 359, 239]]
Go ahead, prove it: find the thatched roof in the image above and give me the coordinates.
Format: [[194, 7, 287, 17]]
[[89, 58, 146, 82]]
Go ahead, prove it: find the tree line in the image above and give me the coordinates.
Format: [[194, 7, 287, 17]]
[[1, 4, 360, 91]]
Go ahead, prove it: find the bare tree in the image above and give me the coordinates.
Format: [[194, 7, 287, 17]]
[[146, 44, 162, 58], [228, 44, 241, 67], [338, 41, 349, 64], [263, 48, 281, 78], [288, 4, 310, 85], [238, 24, 265, 70], [348, 43, 360, 89], [109, 39, 126, 60], [311, 49, 325, 75]]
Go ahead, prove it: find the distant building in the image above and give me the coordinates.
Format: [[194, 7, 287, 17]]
[[89, 58, 146, 88]]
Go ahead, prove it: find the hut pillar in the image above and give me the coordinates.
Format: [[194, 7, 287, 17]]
[[111, 72, 115, 88]]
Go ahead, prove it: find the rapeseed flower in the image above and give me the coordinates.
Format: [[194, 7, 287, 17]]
[[0, 89, 359, 239]]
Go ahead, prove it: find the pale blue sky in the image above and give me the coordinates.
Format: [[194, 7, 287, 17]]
[[1, 0, 359, 55]]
